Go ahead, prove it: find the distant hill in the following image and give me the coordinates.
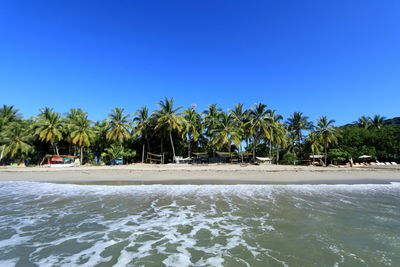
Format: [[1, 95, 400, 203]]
[[384, 117, 400, 125], [340, 117, 400, 128]]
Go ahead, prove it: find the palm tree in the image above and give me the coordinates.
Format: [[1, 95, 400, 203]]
[[0, 105, 22, 136], [2, 122, 33, 161], [314, 116, 341, 166], [153, 98, 184, 162], [266, 110, 284, 158], [183, 107, 202, 157], [248, 103, 271, 160], [210, 113, 242, 154], [106, 108, 132, 143], [286, 112, 313, 155], [35, 108, 63, 155], [133, 106, 152, 162], [69, 113, 94, 164], [308, 132, 323, 163], [356, 115, 371, 129], [269, 121, 287, 163], [92, 120, 109, 162], [229, 103, 250, 153], [371, 115, 386, 129]]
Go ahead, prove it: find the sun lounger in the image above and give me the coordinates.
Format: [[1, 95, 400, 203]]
[[385, 162, 392, 165], [391, 162, 398, 165]]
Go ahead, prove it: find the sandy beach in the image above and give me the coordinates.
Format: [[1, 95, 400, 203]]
[[0, 164, 399, 184]]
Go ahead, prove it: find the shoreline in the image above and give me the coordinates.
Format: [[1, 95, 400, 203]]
[[1, 164, 400, 185]]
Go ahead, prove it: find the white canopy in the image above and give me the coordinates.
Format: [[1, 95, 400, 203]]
[[358, 155, 371, 159]]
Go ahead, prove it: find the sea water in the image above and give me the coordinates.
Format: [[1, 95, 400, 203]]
[[0, 181, 399, 266]]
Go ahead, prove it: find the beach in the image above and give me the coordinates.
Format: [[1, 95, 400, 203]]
[[0, 164, 399, 184]]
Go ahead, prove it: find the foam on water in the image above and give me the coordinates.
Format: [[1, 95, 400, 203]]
[[0, 181, 399, 266]]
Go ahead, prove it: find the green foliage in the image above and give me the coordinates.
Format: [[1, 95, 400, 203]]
[[1, 101, 399, 166], [328, 148, 349, 163], [282, 152, 297, 165]]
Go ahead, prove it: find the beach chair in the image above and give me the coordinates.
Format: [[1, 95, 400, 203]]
[[391, 162, 398, 165], [385, 162, 392, 165], [256, 157, 272, 164]]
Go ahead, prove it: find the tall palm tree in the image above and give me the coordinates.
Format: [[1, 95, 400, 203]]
[[248, 103, 271, 160], [308, 132, 323, 162], [210, 113, 242, 153], [229, 103, 250, 152], [286, 112, 313, 155], [356, 115, 371, 129], [93, 120, 109, 162], [0, 105, 22, 136], [69, 113, 94, 164], [2, 122, 33, 161], [106, 108, 132, 143], [203, 104, 222, 136], [266, 110, 284, 157], [183, 107, 202, 157], [314, 116, 341, 166], [35, 108, 63, 155], [133, 106, 152, 162], [371, 115, 386, 129], [153, 98, 184, 162]]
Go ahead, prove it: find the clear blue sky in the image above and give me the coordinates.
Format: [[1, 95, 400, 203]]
[[1, 0, 399, 125]]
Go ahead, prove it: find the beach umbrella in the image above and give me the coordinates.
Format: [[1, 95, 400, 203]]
[[358, 155, 371, 159]]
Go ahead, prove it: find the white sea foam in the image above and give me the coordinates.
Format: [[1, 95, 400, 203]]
[[0, 181, 399, 266]]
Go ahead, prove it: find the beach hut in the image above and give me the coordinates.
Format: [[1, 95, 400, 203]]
[[42, 155, 78, 167], [309, 155, 324, 166]]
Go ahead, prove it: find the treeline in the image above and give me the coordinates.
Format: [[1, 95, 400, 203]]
[[0, 99, 399, 166]]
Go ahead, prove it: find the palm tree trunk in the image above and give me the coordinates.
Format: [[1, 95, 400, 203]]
[[276, 146, 280, 164], [252, 139, 256, 161], [324, 145, 327, 167], [169, 130, 176, 162], [188, 140, 191, 158], [142, 144, 145, 163], [80, 146, 83, 165]]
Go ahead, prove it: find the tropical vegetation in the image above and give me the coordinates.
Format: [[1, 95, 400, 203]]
[[0, 101, 399, 166]]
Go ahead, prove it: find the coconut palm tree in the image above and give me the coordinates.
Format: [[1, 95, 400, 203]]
[[307, 132, 323, 163], [229, 103, 250, 152], [106, 108, 132, 143], [69, 113, 95, 164], [314, 116, 341, 166], [2, 122, 33, 161], [183, 107, 202, 157], [133, 106, 152, 162], [356, 115, 371, 129], [0, 105, 22, 138], [35, 108, 63, 155], [286, 112, 313, 155], [371, 115, 386, 129], [153, 98, 184, 162], [210, 113, 242, 153], [248, 103, 271, 160]]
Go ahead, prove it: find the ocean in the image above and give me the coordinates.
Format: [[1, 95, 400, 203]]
[[0, 181, 399, 266]]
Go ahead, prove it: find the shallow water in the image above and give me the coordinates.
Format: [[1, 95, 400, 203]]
[[0, 182, 399, 266]]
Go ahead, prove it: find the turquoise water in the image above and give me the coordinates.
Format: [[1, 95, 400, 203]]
[[0, 182, 399, 266]]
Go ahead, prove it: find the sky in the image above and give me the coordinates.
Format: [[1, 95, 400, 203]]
[[1, 0, 399, 125]]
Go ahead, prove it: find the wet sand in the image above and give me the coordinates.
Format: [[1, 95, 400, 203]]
[[0, 164, 399, 184]]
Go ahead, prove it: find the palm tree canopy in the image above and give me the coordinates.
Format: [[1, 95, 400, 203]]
[[3, 122, 33, 159], [183, 108, 202, 142], [106, 108, 132, 143], [371, 115, 385, 129], [35, 108, 63, 144], [314, 116, 341, 147], [356, 115, 371, 128], [133, 106, 151, 139], [210, 113, 242, 150], [153, 98, 184, 132], [69, 114, 94, 147]]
